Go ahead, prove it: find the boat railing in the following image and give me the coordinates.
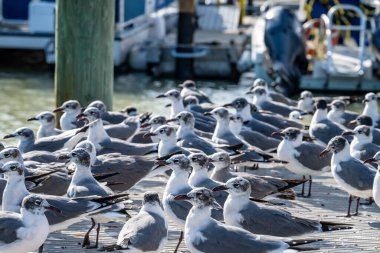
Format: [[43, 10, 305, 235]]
[[325, 4, 366, 77]]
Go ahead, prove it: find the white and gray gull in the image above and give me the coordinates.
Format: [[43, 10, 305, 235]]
[[309, 99, 345, 146], [27, 111, 63, 139], [320, 136, 376, 217], [0, 194, 60, 253], [213, 177, 351, 237], [100, 192, 168, 252], [274, 127, 331, 197], [174, 187, 320, 253], [209, 152, 306, 200], [53, 100, 83, 130]]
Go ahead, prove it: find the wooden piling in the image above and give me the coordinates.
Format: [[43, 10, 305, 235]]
[[176, 0, 196, 79], [54, 0, 114, 111]]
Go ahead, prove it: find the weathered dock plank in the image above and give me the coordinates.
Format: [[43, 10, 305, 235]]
[[39, 166, 380, 253]]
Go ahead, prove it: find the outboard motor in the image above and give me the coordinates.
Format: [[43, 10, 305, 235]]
[[264, 6, 308, 95]]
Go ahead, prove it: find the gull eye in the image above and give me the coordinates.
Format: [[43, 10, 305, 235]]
[[192, 157, 198, 162], [358, 131, 362, 134], [219, 157, 224, 161], [65, 105, 69, 108], [41, 116, 44, 119], [233, 183, 240, 188], [72, 153, 77, 157], [159, 129, 164, 134], [4, 153, 10, 158], [10, 165, 16, 170], [173, 159, 179, 164], [196, 192, 202, 196], [178, 116, 182, 119]]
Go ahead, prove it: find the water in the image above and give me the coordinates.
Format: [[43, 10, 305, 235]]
[[0, 66, 371, 147], [0, 70, 245, 146]]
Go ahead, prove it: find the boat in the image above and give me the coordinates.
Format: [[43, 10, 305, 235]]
[[0, 0, 176, 66]]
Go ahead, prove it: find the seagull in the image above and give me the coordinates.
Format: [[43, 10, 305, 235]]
[[364, 152, 380, 209], [309, 99, 345, 146], [209, 152, 306, 200], [247, 78, 296, 106], [174, 187, 320, 253], [349, 115, 380, 145], [0, 147, 72, 195], [224, 97, 304, 130], [27, 112, 63, 139], [60, 148, 129, 248], [297, 90, 314, 113], [3, 127, 84, 154], [273, 127, 331, 197], [229, 114, 280, 151], [157, 154, 223, 253], [139, 115, 167, 143], [0, 161, 128, 234], [214, 177, 351, 237], [170, 111, 217, 155], [327, 100, 359, 128], [247, 86, 301, 117], [104, 113, 148, 141], [0, 194, 60, 253], [204, 107, 281, 164], [74, 140, 155, 192], [320, 136, 376, 217], [53, 100, 83, 130], [183, 95, 214, 114], [156, 89, 185, 118], [144, 124, 189, 158], [76, 107, 157, 156], [343, 125, 380, 165], [179, 80, 213, 104], [362, 92, 380, 127], [188, 153, 228, 207], [88, 100, 127, 124], [101, 192, 168, 252]]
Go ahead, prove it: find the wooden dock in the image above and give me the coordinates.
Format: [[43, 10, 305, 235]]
[[41, 165, 380, 253]]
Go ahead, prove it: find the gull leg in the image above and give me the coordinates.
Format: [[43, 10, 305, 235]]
[[174, 230, 184, 253], [346, 195, 353, 217], [353, 197, 360, 216], [297, 176, 306, 197], [306, 176, 312, 198], [82, 218, 96, 248], [38, 244, 44, 253], [84, 223, 101, 249]]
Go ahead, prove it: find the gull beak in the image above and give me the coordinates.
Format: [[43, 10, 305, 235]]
[[363, 99, 369, 103], [3, 133, 16, 139], [223, 103, 233, 108], [53, 107, 64, 113], [342, 131, 354, 136], [245, 90, 254, 95], [212, 185, 228, 192], [165, 103, 171, 108], [76, 113, 86, 120], [203, 112, 212, 117], [140, 122, 151, 128], [364, 158, 377, 164], [348, 120, 357, 127], [166, 118, 178, 123], [0, 168, 7, 173], [319, 149, 330, 158], [27, 117, 38, 121], [154, 160, 169, 166], [57, 154, 71, 165], [156, 94, 167, 99], [143, 132, 157, 139], [271, 132, 284, 137], [43, 202, 62, 214], [174, 194, 191, 201]]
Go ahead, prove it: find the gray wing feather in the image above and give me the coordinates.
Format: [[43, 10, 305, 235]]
[[240, 130, 280, 151], [119, 212, 167, 251], [311, 120, 344, 144], [0, 213, 23, 244], [358, 143, 380, 161], [193, 220, 286, 253], [294, 142, 331, 171], [239, 202, 320, 237], [338, 159, 376, 190], [178, 134, 216, 155]]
